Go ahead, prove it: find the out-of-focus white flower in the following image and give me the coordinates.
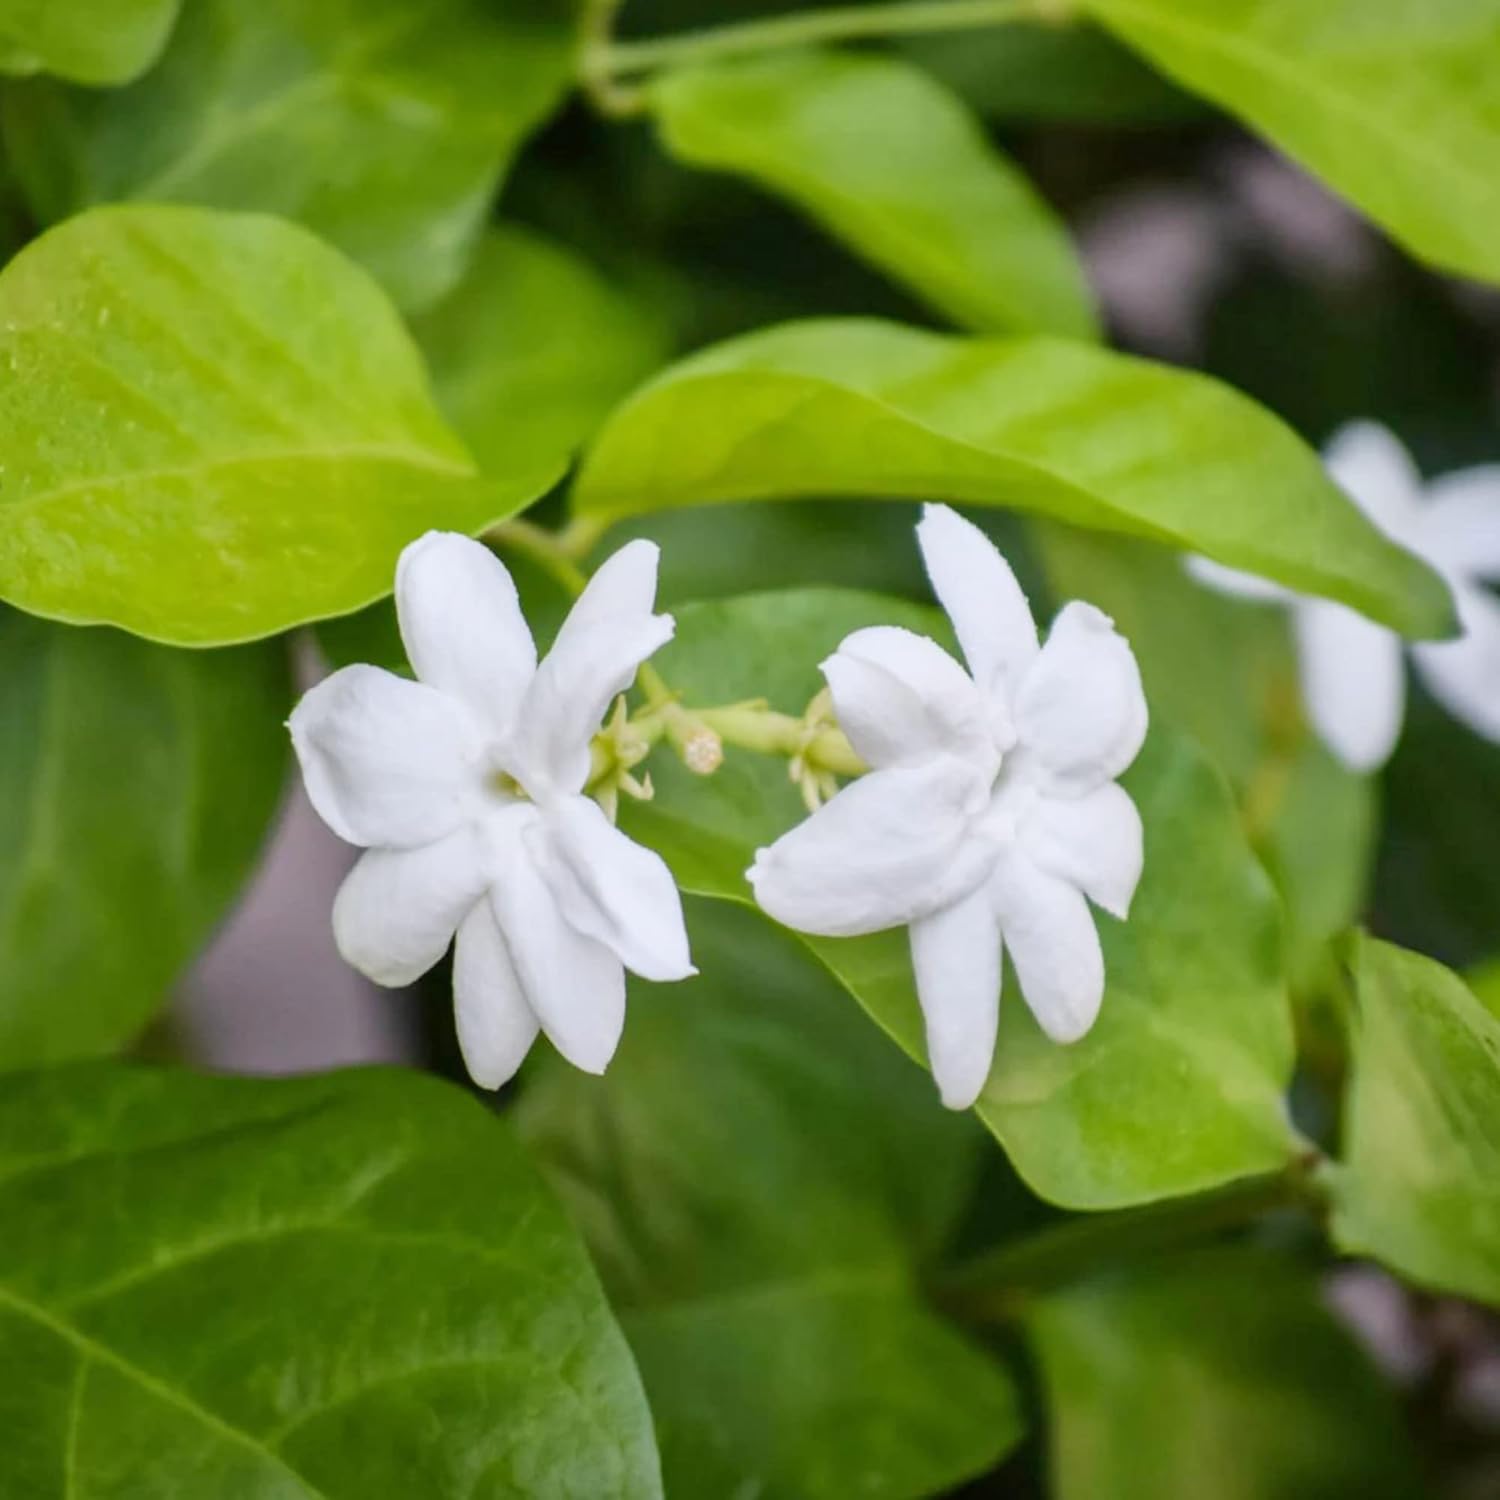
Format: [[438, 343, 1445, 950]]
[[290, 532, 694, 1089], [749, 505, 1148, 1111], [1190, 422, 1500, 772]]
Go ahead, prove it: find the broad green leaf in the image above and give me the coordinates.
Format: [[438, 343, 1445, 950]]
[[1036, 525, 1376, 985], [1331, 936, 1500, 1307], [413, 225, 673, 479], [0, 612, 287, 1067], [574, 319, 1452, 637], [0, 1064, 661, 1496], [1085, 0, 1500, 286], [1471, 960, 1500, 1019], [648, 50, 1097, 338], [518, 899, 1022, 1500], [1, 0, 575, 309], [1029, 1250, 1424, 1500], [0, 204, 554, 646], [624, 589, 1299, 1209], [0, 0, 178, 85]]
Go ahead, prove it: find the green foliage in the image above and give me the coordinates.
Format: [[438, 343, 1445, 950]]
[[1331, 936, 1500, 1307], [412, 225, 674, 478], [0, 612, 287, 1068], [1029, 1250, 1425, 1499], [1086, 0, 1500, 286], [649, 49, 1097, 337], [1, 0, 576, 308], [0, 0, 178, 85], [519, 899, 1022, 1500], [0, 204, 553, 645], [575, 319, 1452, 636], [0, 1063, 661, 1496], [625, 589, 1299, 1209]]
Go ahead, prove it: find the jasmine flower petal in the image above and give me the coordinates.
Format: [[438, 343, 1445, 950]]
[[1417, 466, 1500, 580], [910, 886, 1001, 1111], [1019, 782, 1144, 921], [1412, 584, 1500, 743], [453, 902, 539, 1090], [1293, 600, 1405, 773]]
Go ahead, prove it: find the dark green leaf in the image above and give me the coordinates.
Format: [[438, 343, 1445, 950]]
[[1, 0, 575, 308], [413, 225, 673, 479], [518, 899, 1022, 1500], [0, 612, 287, 1067], [1029, 1250, 1424, 1499], [0, 204, 553, 645], [0, 1063, 661, 1495], [1331, 936, 1500, 1307], [575, 319, 1452, 637], [0, 0, 178, 85], [623, 588, 1299, 1208], [648, 50, 1097, 337], [1086, 0, 1500, 286]]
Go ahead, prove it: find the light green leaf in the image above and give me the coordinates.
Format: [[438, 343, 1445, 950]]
[[0, 0, 178, 85], [1085, 0, 1500, 286], [0, 612, 287, 1068], [1471, 960, 1500, 1019], [413, 225, 672, 479], [1029, 1250, 1425, 1500], [0, 1063, 661, 1497], [0, 204, 554, 646], [1331, 936, 1500, 1307], [575, 319, 1452, 637], [624, 589, 1299, 1209], [518, 899, 1022, 1500], [648, 49, 1096, 338], [1, 0, 575, 308], [1036, 525, 1376, 986]]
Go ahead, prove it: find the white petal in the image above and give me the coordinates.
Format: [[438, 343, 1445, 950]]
[[748, 756, 995, 938], [488, 837, 627, 1074], [1412, 583, 1500, 743], [1417, 466, 1500, 581], [512, 541, 673, 796], [1185, 554, 1294, 605], [531, 795, 695, 982], [1323, 421, 1423, 539], [1293, 600, 1405, 772], [1018, 783, 1144, 920], [1014, 603, 1148, 796], [289, 665, 482, 848], [991, 854, 1104, 1044], [910, 886, 1001, 1111], [452, 902, 539, 1090], [332, 828, 486, 986], [822, 625, 997, 771], [916, 504, 1038, 701], [395, 531, 536, 735]]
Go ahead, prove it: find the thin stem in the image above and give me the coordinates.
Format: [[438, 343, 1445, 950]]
[[696, 704, 866, 777], [486, 518, 588, 597], [940, 1155, 1326, 1322], [602, 0, 1044, 79]]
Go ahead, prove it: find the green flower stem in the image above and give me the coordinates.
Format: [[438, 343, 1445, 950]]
[[696, 703, 866, 777], [599, 0, 1052, 80], [939, 1153, 1328, 1322], [487, 518, 589, 597]]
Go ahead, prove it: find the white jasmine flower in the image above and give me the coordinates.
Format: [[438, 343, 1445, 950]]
[[749, 505, 1148, 1111], [290, 532, 695, 1089], [1190, 421, 1500, 772]]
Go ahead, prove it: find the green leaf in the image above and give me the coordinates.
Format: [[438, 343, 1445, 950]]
[[1028, 1250, 1425, 1500], [518, 899, 1022, 1500], [1471, 960, 1500, 1019], [623, 588, 1299, 1209], [648, 50, 1097, 338], [0, 0, 178, 85], [413, 225, 673, 479], [0, 1063, 661, 1496], [574, 319, 1452, 637], [0, 204, 553, 646], [0, 612, 287, 1068], [1, 0, 575, 309], [1036, 525, 1376, 986], [1331, 936, 1500, 1307], [1085, 0, 1500, 287]]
